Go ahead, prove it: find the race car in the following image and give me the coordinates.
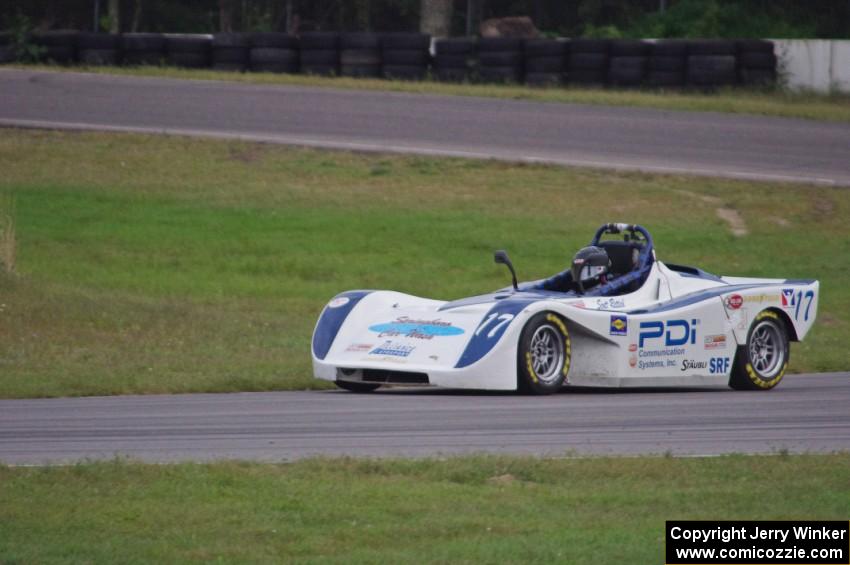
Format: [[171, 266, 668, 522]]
[[312, 223, 818, 394]]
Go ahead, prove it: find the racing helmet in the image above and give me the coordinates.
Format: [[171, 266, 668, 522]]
[[571, 246, 610, 292]]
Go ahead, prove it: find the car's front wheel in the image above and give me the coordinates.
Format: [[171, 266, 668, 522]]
[[335, 380, 381, 393], [517, 312, 571, 395], [729, 310, 789, 390]]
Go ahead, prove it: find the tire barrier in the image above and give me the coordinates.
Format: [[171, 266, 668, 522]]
[[381, 32, 430, 81], [211, 33, 249, 72], [250, 33, 298, 74], [0, 32, 777, 91], [340, 32, 380, 78], [32, 30, 78, 64], [568, 39, 609, 86], [78, 32, 121, 65], [648, 39, 687, 87], [0, 32, 12, 64], [121, 33, 165, 66], [165, 34, 210, 69], [477, 37, 523, 83], [607, 39, 650, 87], [433, 37, 475, 82], [299, 32, 338, 76], [686, 39, 737, 87], [523, 38, 567, 86], [737, 39, 777, 87]]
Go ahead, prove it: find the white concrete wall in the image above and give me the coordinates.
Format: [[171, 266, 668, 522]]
[[773, 39, 850, 93]]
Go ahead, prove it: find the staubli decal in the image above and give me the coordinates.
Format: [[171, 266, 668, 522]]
[[369, 317, 465, 340], [681, 357, 730, 373]]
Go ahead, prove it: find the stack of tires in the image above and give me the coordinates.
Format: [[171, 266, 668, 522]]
[[340, 33, 381, 78], [433, 38, 475, 82], [738, 40, 776, 87], [298, 32, 337, 76], [0, 32, 13, 64], [607, 39, 650, 87], [165, 34, 210, 68], [77, 33, 121, 65], [568, 39, 608, 86], [523, 39, 567, 86], [686, 39, 737, 88], [477, 37, 523, 84], [381, 32, 430, 80], [32, 30, 78, 64], [122, 33, 165, 65], [250, 33, 298, 73], [211, 33, 249, 72], [647, 39, 687, 88]]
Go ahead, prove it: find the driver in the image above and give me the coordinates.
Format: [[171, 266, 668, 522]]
[[571, 246, 610, 293]]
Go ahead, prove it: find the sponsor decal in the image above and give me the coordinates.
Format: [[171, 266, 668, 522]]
[[745, 293, 780, 304], [345, 343, 373, 353], [369, 341, 415, 358], [369, 317, 465, 340], [681, 357, 730, 373], [639, 347, 685, 358], [724, 294, 743, 310], [704, 334, 727, 350], [628, 343, 638, 352], [781, 288, 795, 308], [597, 298, 626, 311], [328, 296, 350, 308], [570, 300, 587, 309], [629, 354, 637, 368], [636, 346, 687, 369], [638, 319, 698, 348], [610, 315, 628, 336]]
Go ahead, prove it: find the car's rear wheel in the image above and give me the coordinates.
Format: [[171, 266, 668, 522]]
[[335, 380, 381, 393], [517, 312, 571, 395], [729, 310, 789, 390]]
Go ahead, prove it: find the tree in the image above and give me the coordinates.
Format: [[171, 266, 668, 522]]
[[420, 0, 452, 36], [219, 0, 234, 31], [107, 0, 119, 32]]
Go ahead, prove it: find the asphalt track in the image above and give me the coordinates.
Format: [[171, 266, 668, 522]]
[[1, 373, 848, 465], [2, 68, 850, 186]]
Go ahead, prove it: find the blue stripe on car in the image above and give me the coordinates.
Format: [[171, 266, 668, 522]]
[[312, 291, 372, 360], [626, 283, 780, 315], [454, 299, 537, 368]]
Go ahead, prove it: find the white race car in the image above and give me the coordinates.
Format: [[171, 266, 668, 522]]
[[312, 224, 818, 394]]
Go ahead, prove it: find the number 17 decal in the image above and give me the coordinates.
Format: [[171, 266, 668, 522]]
[[793, 290, 814, 322], [475, 313, 515, 339]]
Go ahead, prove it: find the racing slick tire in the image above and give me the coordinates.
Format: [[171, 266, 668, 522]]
[[517, 312, 571, 395], [729, 310, 789, 390], [335, 380, 381, 393]]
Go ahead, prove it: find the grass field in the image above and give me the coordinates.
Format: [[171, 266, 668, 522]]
[[1, 454, 848, 563], [0, 128, 847, 398], [9, 63, 850, 123]]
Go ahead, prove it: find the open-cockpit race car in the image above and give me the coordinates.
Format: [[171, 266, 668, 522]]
[[312, 224, 818, 394]]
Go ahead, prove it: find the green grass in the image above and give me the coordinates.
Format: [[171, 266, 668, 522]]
[[1, 454, 848, 563], [10, 63, 850, 123], [0, 128, 848, 398]]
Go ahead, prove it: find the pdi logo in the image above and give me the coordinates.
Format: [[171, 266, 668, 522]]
[[639, 319, 699, 348]]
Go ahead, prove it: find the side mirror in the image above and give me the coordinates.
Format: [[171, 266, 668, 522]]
[[494, 250, 518, 291]]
